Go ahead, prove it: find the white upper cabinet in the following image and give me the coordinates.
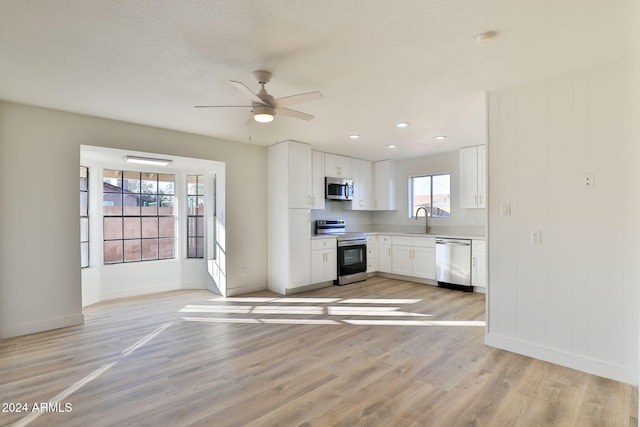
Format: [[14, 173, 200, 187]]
[[460, 145, 486, 209], [325, 153, 352, 178], [311, 151, 325, 210], [288, 141, 312, 209], [373, 160, 397, 210], [351, 158, 373, 210]]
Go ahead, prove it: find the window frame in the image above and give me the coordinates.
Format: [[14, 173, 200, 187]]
[[102, 169, 176, 264], [408, 172, 451, 219], [80, 166, 90, 268], [186, 174, 205, 259]]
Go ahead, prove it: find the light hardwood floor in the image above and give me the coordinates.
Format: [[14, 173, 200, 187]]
[[1, 277, 637, 426]]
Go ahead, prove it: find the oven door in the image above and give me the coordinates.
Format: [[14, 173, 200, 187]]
[[338, 241, 367, 276]]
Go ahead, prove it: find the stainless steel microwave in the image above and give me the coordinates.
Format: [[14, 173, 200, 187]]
[[325, 177, 354, 200]]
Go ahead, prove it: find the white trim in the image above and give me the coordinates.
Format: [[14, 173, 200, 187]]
[[0, 313, 84, 339]]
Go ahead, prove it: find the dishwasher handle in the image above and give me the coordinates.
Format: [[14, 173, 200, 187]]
[[436, 239, 471, 246]]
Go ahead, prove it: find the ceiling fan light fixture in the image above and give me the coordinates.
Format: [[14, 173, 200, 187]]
[[253, 105, 274, 123]]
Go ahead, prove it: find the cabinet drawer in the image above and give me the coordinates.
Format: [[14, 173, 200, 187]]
[[311, 238, 337, 250], [378, 235, 392, 244], [366, 235, 377, 245], [392, 236, 412, 246], [413, 237, 436, 248], [472, 240, 486, 251]]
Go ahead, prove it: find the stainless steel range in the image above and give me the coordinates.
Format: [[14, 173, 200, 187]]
[[316, 220, 367, 286]]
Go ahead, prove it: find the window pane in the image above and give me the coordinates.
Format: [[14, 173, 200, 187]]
[[123, 171, 140, 193], [103, 170, 122, 192], [159, 217, 174, 238], [187, 175, 199, 196], [81, 217, 89, 242], [142, 217, 159, 238], [80, 166, 88, 191], [187, 217, 198, 238], [196, 237, 204, 258], [123, 217, 141, 239], [124, 239, 141, 262], [81, 242, 89, 268], [197, 196, 205, 215], [432, 174, 451, 217], [158, 174, 175, 195], [80, 191, 88, 216], [141, 195, 158, 216], [123, 194, 141, 215], [141, 172, 157, 194], [142, 238, 159, 260], [412, 176, 431, 217], [103, 193, 123, 215], [196, 216, 204, 237], [187, 196, 198, 215], [103, 217, 123, 240], [159, 238, 175, 259], [158, 196, 174, 215], [104, 241, 123, 264], [188, 237, 198, 258]]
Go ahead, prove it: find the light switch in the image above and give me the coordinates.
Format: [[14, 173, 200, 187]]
[[501, 203, 511, 216]]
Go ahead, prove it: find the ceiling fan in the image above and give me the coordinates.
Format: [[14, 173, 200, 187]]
[[195, 70, 323, 123]]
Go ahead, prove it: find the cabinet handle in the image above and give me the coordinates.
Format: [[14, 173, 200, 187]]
[[472, 256, 476, 267], [478, 195, 482, 205], [474, 195, 477, 206]]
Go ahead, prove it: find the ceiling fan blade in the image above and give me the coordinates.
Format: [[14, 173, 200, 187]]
[[230, 80, 266, 105], [275, 91, 323, 107], [275, 107, 314, 121], [194, 105, 250, 108]]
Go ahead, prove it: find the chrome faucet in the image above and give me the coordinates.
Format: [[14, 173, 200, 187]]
[[415, 206, 431, 234]]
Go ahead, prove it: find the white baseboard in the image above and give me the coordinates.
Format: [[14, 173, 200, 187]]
[[485, 333, 638, 386], [100, 282, 180, 301], [1, 313, 85, 339]]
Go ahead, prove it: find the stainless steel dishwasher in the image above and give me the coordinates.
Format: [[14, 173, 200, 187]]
[[435, 238, 472, 291]]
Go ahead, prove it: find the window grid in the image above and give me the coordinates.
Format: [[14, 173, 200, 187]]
[[80, 166, 89, 268], [187, 175, 205, 258], [103, 170, 175, 264]]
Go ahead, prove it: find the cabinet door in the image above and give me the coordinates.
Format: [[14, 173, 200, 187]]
[[459, 146, 479, 208], [289, 209, 311, 288], [413, 247, 436, 280], [378, 244, 392, 273], [325, 153, 352, 178], [392, 245, 412, 276], [472, 240, 487, 287], [351, 159, 372, 210], [311, 250, 325, 284], [311, 151, 325, 210], [325, 248, 337, 281], [288, 142, 311, 209]]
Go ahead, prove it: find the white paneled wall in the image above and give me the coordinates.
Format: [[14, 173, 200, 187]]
[[487, 54, 640, 384]]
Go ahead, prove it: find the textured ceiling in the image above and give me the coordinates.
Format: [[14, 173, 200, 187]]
[[0, 1, 638, 160]]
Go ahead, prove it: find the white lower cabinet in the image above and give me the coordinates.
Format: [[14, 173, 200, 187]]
[[377, 235, 392, 273], [311, 238, 337, 284], [471, 240, 487, 288], [391, 236, 436, 280]]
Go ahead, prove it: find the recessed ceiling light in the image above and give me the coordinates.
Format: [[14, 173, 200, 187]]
[[434, 136, 447, 140], [387, 144, 397, 149], [396, 122, 409, 128], [349, 134, 360, 139]]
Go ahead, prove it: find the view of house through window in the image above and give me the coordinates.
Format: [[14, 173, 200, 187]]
[[187, 175, 205, 258], [80, 166, 89, 268], [102, 169, 175, 263], [410, 173, 451, 218]]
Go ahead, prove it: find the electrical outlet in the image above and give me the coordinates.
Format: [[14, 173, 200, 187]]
[[582, 173, 594, 190], [530, 231, 541, 245], [241, 267, 247, 275]]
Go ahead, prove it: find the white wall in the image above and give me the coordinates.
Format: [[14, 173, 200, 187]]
[[486, 54, 640, 384], [0, 101, 267, 338]]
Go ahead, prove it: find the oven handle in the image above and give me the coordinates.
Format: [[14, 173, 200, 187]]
[[338, 240, 367, 247]]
